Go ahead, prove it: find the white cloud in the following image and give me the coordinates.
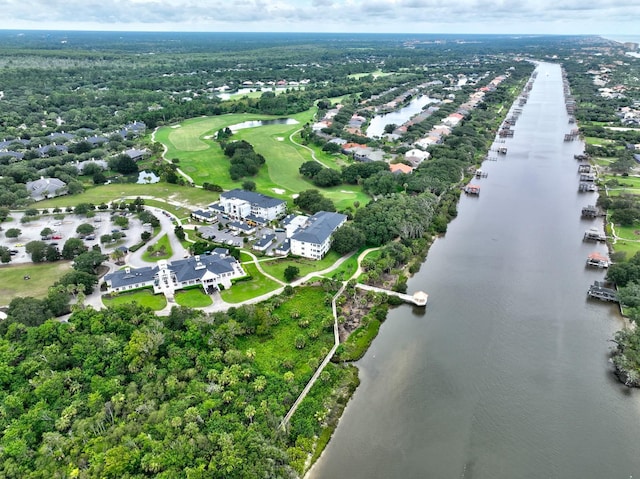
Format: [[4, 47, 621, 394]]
[[0, 0, 637, 34]]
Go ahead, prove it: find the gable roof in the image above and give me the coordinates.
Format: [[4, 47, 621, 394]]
[[221, 189, 285, 209], [292, 211, 347, 245]]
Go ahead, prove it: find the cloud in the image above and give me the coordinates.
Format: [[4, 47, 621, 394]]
[[0, 0, 638, 33]]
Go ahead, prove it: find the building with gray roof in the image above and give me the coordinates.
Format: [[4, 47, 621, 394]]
[[26, 177, 67, 201], [104, 251, 245, 296], [290, 211, 347, 260], [219, 189, 285, 221]]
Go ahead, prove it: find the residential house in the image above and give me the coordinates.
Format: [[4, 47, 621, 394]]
[[124, 148, 150, 161], [26, 177, 67, 200], [290, 211, 347, 260], [390, 163, 414, 175]]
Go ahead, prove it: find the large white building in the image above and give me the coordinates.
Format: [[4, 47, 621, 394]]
[[104, 249, 245, 296], [290, 211, 347, 260], [219, 189, 286, 222]]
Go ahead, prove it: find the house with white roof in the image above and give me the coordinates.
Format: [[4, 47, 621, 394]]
[[290, 211, 347, 260]]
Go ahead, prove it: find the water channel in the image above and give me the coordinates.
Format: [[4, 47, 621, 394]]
[[308, 62, 640, 478], [366, 95, 438, 138]]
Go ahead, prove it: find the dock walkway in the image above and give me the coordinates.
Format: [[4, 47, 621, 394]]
[[355, 283, 428, 306]]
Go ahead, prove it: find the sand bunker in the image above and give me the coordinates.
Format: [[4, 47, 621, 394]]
[[276, 137, 285, 141], [171, 125, 182, 129], [272, 188, 286, 195]]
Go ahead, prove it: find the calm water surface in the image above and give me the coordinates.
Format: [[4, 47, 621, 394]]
[[308, 62, 640, 479], [366, 95, 438, 138]]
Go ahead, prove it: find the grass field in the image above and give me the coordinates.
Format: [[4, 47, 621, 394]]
[[154, 111, 371, 211], [258, 251, 343, 282], [220, 261, 281, 303], [141, 234, 173, 262], [102, 289, 167, 310], [174, 288, 213, 307], [143, 199, 194, 220], [36, 183, 217, 210], [0, 261, 73, 305]]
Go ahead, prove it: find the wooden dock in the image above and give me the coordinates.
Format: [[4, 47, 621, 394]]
[[587, 281, 617, 302], [464, 184, 481, 195], [355, 283, 428, 306], [584, 228, 606, 242]]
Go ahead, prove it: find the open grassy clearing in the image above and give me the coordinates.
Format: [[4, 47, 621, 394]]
[[142, 199, 193, 220], [141, 234, 173, 262], [0, 261, 72, 305], [220, 260, 281, 303], [174, 288, 213, 307], [258, 251, 343, 282], [102, 289, 167, 310], [613, 223, 640, 243], [585, 136, 615, 145], [36, 183, 216, 210]]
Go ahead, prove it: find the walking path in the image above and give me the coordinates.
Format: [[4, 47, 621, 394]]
[[289, 129, 330, 168], [151, 127, 199, 186]]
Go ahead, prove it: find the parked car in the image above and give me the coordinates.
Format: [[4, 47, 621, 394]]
[[84, 234, 96, 240], [9, 249, 18, 255], [51, 235, 62, 240]]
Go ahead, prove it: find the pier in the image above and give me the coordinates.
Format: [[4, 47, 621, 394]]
[[583, 228, 607, 242], [464, 184, 481, 195], [355, 283, 428, 306]]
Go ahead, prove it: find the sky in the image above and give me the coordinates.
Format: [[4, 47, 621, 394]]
[[0, 0, 638, 36]]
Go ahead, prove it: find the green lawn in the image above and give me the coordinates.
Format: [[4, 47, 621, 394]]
[[102, 289, 167, 310], [141, 234, 173, 262], [324, 250, 361, 281], [220, 261, 281, 303], [614, 223, 640, 241], [585, 136, 615, 145], [154, 111, 371, 211], [258, 251, 344, 282], [174, 288, 213, 307], [36, 183, 216, 210], [142, 199, 194, 220], [0, 261, 73, 305]]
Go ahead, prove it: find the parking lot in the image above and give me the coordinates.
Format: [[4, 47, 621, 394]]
[[198, 214, 287, 253], [1, 211, 147, 263]]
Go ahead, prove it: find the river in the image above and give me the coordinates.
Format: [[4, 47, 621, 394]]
[[308, 62, 640, 478]]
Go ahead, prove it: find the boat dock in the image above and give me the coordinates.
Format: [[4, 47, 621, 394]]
[[586, 252, 610, 268], [355, 283, 428, 306], [581, 205, 603, 218], [583, 228, 607, 242], [578, 182, 597, 192], [475, 169, 488, 178], [587, 281, 618, 302], [464, 184, 481, 195]]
